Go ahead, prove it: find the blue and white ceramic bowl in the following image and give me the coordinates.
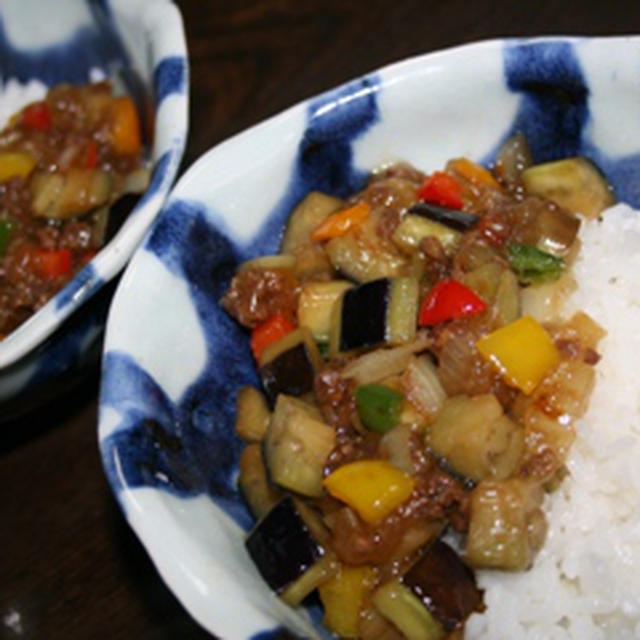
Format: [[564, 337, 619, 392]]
[[99, 37, 640, 638], [0, 0, 187, 416]]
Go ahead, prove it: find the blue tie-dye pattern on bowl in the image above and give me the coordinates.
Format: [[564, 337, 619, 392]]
[[247, 74, 380, 258], [136, 149, 175, 209], [0, 1, 129, 85], [55, 264, 101, 311], [154, 55, 187, 105], [101, 76, 382, 532], [495, 40, 640, 208], [101, 39, 640, 638]]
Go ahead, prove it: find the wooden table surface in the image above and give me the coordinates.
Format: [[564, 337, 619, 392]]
[[1, 1, 639, 638]]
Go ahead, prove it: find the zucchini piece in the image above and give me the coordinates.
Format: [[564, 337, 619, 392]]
[[246, 496, 332, 595], [392, 214, 461, 255], [238, 254, 296, 272], [234, 386, 271, 442], [332, 277, 419, 353], [297, 280, 353, 344], [521, 156, 615, 219], [372, 581, 445, 640], [280, 191, 344, 253], [259, 327, 323, 404], [387, 277, 420, 344], [281, 551, 339, 607], [238, 443, 282, 519], [264, 394, 335, 496]]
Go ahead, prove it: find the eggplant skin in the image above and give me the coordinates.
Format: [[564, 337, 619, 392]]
[[259, 342, 316, 404], [340, 278, 390, 351], [245, 496, 324, 593], [402, 539, 485, 631]]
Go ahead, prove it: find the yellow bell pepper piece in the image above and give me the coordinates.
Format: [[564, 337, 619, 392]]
[[319, 566, 377, 638], [310, 201, 370, 242], [476, 315, 560, 395], [323, 459, 415, 524], [448, 157, 502, 190], [0, 151, 36, 183]]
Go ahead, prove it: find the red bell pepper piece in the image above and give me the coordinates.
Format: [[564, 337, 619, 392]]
[[250, 314, 296, 361], [417, 171, 464, 209], [418, 279, 487, 326], [85, 139, 99, 169], [31, 248, 73, 279], [22, 102, 52, 131]]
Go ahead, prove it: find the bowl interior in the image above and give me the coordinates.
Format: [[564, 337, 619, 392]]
[[99, 36, 640, 638]]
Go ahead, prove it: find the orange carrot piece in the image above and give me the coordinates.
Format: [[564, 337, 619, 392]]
[[448, 157, 501, 190], [310, 201, 371, 242], [109, 96, 141, 155]]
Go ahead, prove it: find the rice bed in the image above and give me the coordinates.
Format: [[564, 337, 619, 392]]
[[467, 203, 640, 640]]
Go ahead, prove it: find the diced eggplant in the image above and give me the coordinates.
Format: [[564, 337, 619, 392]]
[[426, 394, 524, 482], [465, 479, 546, 570], [402, 540, 484, 633], [32, 168, 113, 219], [280, 191, 344, 253], [408, 202, 479, 232], [238, 443, 282, 519], [259, 327, 323, 403], [326, 225, 408, 282], [493, 131, 533, 190], [264, 394, 335, 497], [297, 280, 353, 344], [331, 277, 419, 354], [521, 156, 615, 219], [234, 386, 271, 442], [392, 214, 461, 255], [246, 496, 331, 595]]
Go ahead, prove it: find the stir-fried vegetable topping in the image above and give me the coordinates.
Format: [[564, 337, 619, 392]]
[[418, 279, 487, 326], [355, 383, 404, 433], [223, 139, 608, 639], [507, 243, 565, 284]]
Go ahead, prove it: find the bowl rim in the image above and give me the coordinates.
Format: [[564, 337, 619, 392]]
[[99, 33, 640, 638], [0, 0, 189, 369]]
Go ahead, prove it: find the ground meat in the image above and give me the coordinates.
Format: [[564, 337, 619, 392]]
[[325, 432, 469, 566], [221, 267, 299, 328], [314, 368, 356, 428], [0, 81, 145, 337]]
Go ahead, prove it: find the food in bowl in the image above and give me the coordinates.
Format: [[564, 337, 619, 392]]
[[222, 138, 610, 639], [0, 81, 147, 337]]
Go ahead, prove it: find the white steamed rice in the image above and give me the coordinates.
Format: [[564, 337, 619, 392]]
[[467, 203, 640, 640]]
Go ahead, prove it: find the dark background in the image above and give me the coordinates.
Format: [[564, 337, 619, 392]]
[[1, 1, 638, 638]]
